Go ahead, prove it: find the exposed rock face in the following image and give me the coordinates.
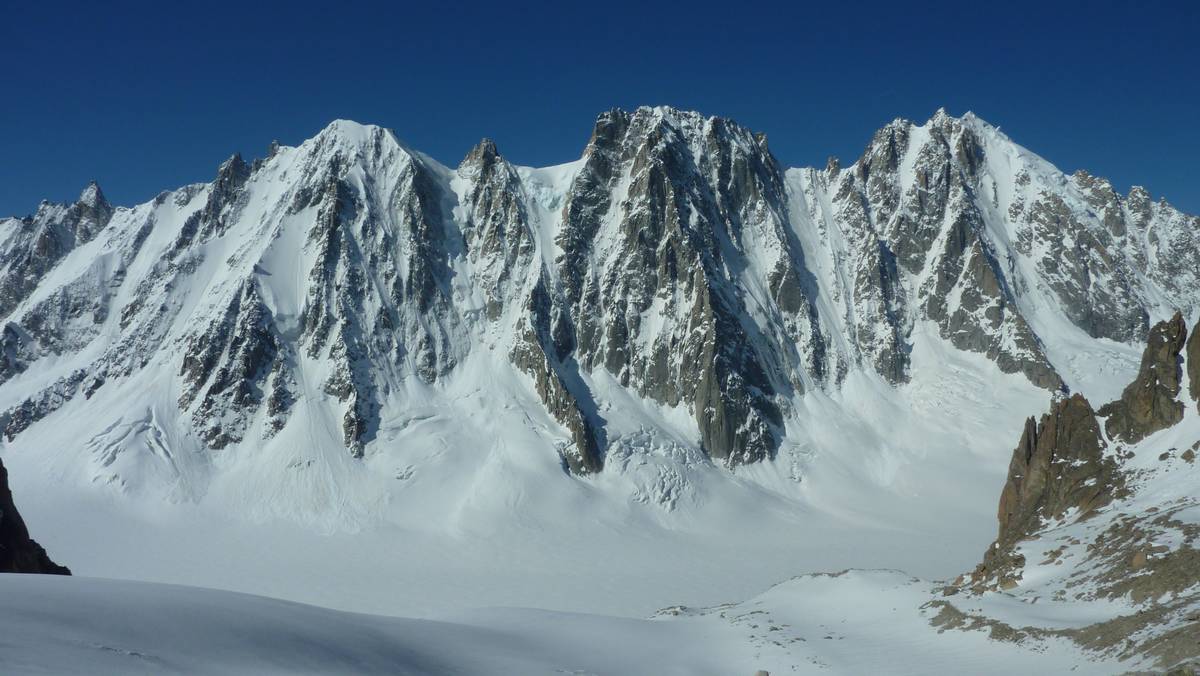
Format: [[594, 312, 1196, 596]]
[[973, 314, 1194, 587], [955, 313, 1200, 671], [0, 182, 116, 375], [974, 394, 1117, 586], [554, 108, 804, 464], [458, 138, 534, 322], [173, 153, 250, 250], [1098, 312, 1188, 443], [0, 108, 1198, 483], [456, 138, 605, 472], [792, 111, 1075, 389], [0, 457, 69, 575], [510, 278, 604, 473], [179, 279, 285, 449], [1023, 173, 1150, 343], [1188, 316, 1200, 412]]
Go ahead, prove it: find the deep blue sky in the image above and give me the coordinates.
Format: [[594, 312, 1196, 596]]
[[2, 1, 1197, 216]]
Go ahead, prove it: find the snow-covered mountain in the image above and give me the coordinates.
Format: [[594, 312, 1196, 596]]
[[2, 106, 1200, 674], [1, 107, 1195, 508]]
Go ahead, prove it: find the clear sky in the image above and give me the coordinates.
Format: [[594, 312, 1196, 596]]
[[2, 0, 1197, 216]]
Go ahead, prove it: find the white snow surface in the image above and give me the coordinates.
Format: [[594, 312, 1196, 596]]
[[0, 571, 1119, 676]]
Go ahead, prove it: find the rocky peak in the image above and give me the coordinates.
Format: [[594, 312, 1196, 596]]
[[68, 180, 115, 240], [215, 154, 250, 194], [1071, 168, 1096, 183], [1098, 312, 1188, 443], [1002, 395, 1112, 538], [552, 105, 801, 466], [172, 153, 253, 248], [207, 155, 251, 222], [592, 105, 777, 174], [297, 121, 413, 183], [77, 180, 108, 210], [953, 313, 1200, 668], [460, 138, 500, 174], [584, 108, 631, 158], [0, 180, 117, 323], [457, 137, 535, 322], [828, 107, 1068, 389], [1126, 184, 1151, 200], [860, 118, 910, 180]]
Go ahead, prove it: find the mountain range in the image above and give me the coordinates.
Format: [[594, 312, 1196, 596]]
[[1, 106, 1195, 486], [1, 106, 1198, 674]]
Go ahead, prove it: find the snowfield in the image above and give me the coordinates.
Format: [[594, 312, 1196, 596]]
[[0, 572, 1120, 675]]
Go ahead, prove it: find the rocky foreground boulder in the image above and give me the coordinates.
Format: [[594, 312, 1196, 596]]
[[0, 458, 69, 574]]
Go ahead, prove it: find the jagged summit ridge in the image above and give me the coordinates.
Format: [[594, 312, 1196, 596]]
[[0, 106, 1196, 503]]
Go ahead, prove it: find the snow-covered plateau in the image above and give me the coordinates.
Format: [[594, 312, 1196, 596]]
[[1, 106, 1197, 674]]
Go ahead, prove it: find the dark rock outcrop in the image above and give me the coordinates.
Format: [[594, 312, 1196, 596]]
[[1187, 316, 1200, 412], [1098, 312, 1188, 443], [510, 278, 604, 474], [0, 457, 69, 574], [179, 279, 285, 449], [951, 311, 1200, 669], [973, 393, 1118, 587], [173, 153, 250, 250], [970, 313, 1195, 591]]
